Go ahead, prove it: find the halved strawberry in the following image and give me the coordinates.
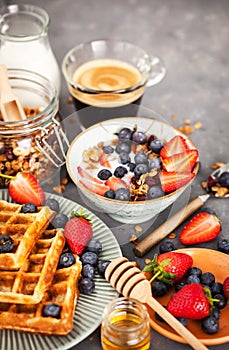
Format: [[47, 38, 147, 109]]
[[160, 135, 189, 158], [167, 283, 211, 319], [159, 171, 195, 192], [77, 166, 103, 184], [105, 177, 128, 191], [162, 150, 198, 172], [223, 276, 229, 300], [179, 212, 221, 245], [79, 178, 110, 196], [2, 172, 45, 205], [99, 152, 111, 168]]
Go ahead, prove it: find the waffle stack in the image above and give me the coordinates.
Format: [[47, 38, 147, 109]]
[[0, 200, 82, 335]]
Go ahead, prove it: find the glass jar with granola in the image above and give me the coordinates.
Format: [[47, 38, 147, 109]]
[[0, 69, 69, 187]]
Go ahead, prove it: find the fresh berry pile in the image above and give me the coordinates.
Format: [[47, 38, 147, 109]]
[[78, 126, 198, 201], [143, 251, 229, 335], [46, 198, 111, 295]]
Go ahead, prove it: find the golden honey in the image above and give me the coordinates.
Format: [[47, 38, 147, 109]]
[[101, 298, 150, 350]]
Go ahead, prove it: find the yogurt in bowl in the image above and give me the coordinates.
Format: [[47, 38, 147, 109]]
[[66, 117, 199, 224]]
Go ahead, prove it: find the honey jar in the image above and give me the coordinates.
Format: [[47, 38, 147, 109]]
[[0, 69, 69, 187], [101, 297, 150, 350]]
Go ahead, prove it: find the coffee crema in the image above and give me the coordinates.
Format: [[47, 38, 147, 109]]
[[70, 59, 144, 107]]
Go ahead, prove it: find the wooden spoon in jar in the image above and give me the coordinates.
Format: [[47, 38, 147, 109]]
[[105, 257, 209, 350], [0, 64, 27, 122]]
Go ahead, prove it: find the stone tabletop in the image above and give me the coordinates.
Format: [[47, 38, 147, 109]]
[[9, 0, 229, 349]]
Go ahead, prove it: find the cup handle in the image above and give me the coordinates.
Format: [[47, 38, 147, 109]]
[[146, 56, 166, 87]]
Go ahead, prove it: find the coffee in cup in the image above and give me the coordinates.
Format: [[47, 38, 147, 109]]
[[62, 39, 166, 129]]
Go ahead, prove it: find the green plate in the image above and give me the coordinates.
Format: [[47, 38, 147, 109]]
[[0, 191, 122, 350]]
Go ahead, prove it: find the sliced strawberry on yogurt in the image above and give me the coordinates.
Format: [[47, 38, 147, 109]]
[[160, 135, 189, 158], [99, 152, 111, 168], [77, 166, 103, 184], [159, 171, 195, 192], [79, 178, 110, 196], [105, 177, 128, 191], [162, 150, 198, 173]]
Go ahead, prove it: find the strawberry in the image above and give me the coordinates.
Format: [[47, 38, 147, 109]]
[[77, 166, 103, 184], [143, 251, 193, 284], [223, 276, 229, 300], [179, 212, 221, 245], [0, 172, 45, 205], [99, 152, 111, 168], [159, 171, 195, 192], [167, 283, 212, 319], [105, 177, 128, 191], [64, 209, 93, 255], [162, 150, 198, 173], [79, 178, 110, 196], [160, 135, 189, 158]]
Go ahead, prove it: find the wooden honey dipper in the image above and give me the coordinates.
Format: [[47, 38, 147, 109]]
[[105, 257, 209, 350]]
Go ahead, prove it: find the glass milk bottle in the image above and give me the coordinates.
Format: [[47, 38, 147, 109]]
[[0, 4, 61, 94]]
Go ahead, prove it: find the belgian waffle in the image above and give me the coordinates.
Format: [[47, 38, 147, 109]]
[[0, 200, 56, 270], [0, 228, 65, 304], [0, 256, 82, 335]]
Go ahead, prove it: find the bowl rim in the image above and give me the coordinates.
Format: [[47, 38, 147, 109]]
[[66, 116, 199, 205]]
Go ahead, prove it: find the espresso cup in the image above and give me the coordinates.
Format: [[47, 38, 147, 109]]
[[62, 39, 166, 129]]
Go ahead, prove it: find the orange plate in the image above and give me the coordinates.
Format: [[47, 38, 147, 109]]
[[147, 248, 229, 346]]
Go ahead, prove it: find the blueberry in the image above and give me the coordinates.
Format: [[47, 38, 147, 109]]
[[134, 163, 149, 178], [86, 239, 102, 255], [211, 282, 224, 296], [134, 152, 148, 165], [149, 139, 164, 154], [147, 186, 164, 199], [51, 213, 68, 228], [213, 293, 227, 309], [152, 281, 168, 297], [145, 175, 160, 187], [176, 317, 188, 327], [115, 188, 130, 201], [115, 142, 131, 154], [118, 127, 132, 141], [132, 131, 147, 144], [187, 267, 202, 278], [20, 203, 38, 213], [81, 251, 98, 266], [58, 252, 76, 268], [82, 264, 95, 279], [155, 306, 167, 322], [159, 241, 176, 254], [97, 169, 112, 180], [218, 171, 229, 188], [104, 190, 116, 199], [97, 260, 111, 277], [187, 275, 201, 284], [201, 272, 215, 286], [114, 166, 128, 178], [45, 198, 60, 212], [102, 145, 114, 154], [118, 152, 130, 165], [0, 235, 14, 253], [42, 303, 61, 318], [148, 157, 162, 171], [174, 281, 187, 292], [127, 162, 136, 172], [79, 278, 95, 295], [217, 239, 229, 254], [211, 306, 221, 320], [201, 316, 219, 334]]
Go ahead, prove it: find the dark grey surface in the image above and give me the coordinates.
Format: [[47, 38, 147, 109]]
[[11, 0, 229, 349]]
